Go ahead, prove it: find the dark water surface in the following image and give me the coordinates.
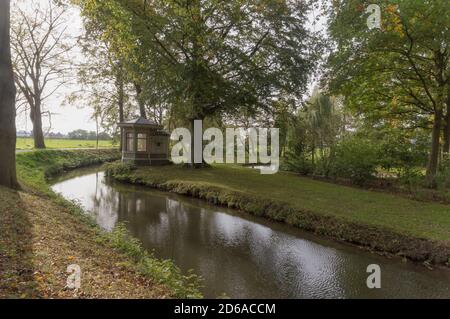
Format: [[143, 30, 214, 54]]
[[51, 168, 450, 299]]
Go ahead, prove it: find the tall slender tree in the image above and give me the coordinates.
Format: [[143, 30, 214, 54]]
[[0, 0, 19, 189], [75, 35, 133, 150], [11, 0, 74, 149]]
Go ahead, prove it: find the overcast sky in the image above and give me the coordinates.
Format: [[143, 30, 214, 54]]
[[14, 1, 327, 134]]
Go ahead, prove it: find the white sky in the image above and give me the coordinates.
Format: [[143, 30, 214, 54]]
[[14, 0, 327, 134]]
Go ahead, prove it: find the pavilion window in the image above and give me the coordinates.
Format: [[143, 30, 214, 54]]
[[126, 133, 134, 151], [137, 133, 147, 152]]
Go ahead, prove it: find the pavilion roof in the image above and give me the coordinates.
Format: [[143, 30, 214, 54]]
[[118, 117, 161, 128]]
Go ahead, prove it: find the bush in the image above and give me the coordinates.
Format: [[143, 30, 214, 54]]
[[104, 161, 136, 177], [436, 156, 450, 189], [377, 135, 428, 172], [330, 137, 379, 185], [282, 152, 314, 175], [398, 168, 424, 192], [313, 155, 333, 177]]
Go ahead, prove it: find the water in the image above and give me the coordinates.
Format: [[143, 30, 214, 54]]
[[51, 168, 450, 299]]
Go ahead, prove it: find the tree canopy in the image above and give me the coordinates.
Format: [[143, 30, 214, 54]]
[[325, 0, 450, 186], [79, 0, 321, 122]]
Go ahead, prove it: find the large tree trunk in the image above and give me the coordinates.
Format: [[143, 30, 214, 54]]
[[427, 53, 447, 187], [426, 109, 443, 188], [0, 0, 19, 189], [134, 82, 146, 119], [117, 69, 124, 152], [443, 90, 450, 155], [30, 100, 46, 149]]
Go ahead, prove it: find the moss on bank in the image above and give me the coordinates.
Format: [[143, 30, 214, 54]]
[[0, 150, 202, 299], [104, 162, 450, 266]]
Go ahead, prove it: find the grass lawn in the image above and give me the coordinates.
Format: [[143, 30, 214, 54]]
[[112, 164, 450, 244], [16, 137, 116, 150]]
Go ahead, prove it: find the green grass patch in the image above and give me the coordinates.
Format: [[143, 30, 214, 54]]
[[16, 149, 121, 192], [16, 137, 116, 150]]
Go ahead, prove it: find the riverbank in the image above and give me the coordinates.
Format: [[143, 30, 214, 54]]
[[104, 162, 450, 266], [0, 150, 201, 298]]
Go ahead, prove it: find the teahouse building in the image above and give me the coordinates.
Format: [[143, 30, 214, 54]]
[[118, 117, 170, 165]]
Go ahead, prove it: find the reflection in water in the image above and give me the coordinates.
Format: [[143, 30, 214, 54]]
[[52, 169, 450, 299]]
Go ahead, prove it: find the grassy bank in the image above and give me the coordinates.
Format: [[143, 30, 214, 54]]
[[105, 162, 450, 265], [16, 137, 115, 150], [0, 150, 201, 298]]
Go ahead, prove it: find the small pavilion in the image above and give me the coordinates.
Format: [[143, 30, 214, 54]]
[[118, 117, 170, 165]]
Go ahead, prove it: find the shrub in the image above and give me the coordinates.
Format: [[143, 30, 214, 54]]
[[104, 161, 136, 177], [398, 168, 424, 192], [377, 135, 428, 173], [329, 137, 379, 185], [313, 155, 333, 177], [282, 152, 314, 175], [436, 156, 450, 189]]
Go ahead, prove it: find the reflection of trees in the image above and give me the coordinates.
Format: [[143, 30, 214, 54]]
[[89, 172, 119, 231], [118, 193, 283, 297]]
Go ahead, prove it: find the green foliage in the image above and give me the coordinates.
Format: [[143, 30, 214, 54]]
[[103, 161, 136, 177], [374, 129, 429, 173], [398, 168, 424, 192], [67, 129, 111, 140], [109, 224, 203, 298], [326, 0, 450, 182], [436, 156, 450, 190], [313, 156, 333, 177], [282, 153, 314, 175], [79, 0, 320, 124], [330, 137, 379, 185], [283, 90, 344, 176]]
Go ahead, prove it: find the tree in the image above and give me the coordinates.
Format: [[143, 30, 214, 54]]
[[0, 0, 19, 189], [11, 0, 75, 149], [68, 129, 89, 140], [74, 33, 136, 149], [443, 90, 450, 154], [303, 89, 342, 166], [326, 0, 450, 187], [80, 0, 320, 166]]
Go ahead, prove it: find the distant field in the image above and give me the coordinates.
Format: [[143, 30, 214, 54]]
[[16, 137, 116, 150]]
